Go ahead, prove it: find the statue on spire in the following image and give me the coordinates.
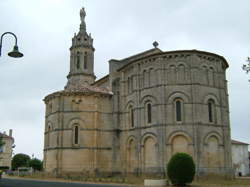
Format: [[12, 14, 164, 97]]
[[80, 7, 86, 24]]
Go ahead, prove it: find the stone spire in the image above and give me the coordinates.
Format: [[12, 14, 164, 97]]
[[65, 7, 96, 90]]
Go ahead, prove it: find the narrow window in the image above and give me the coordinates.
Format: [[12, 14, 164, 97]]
[[176, 100, 182, 122], [208, 100, 214, 123], [47, 126, 51, 147], [143, 70, 147, 87], [130, 76, 133, 91], [130, 107, 134, 127], [147, 103, 152, 123], [76, 52, 80, 69], [84, 52, 87, 69], [128, 77, 130, 93], [74, 126, 79, 144]]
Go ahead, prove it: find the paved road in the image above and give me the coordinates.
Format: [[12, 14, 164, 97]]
[[0, 178, 131, 187]]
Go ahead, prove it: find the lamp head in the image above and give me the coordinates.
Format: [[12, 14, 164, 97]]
[[8, 45, 23, 58]]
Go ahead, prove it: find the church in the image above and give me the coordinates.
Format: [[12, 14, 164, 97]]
[[43, 7, 233, 176]]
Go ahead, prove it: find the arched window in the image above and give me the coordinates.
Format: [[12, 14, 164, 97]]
[[175, 99, 183, 122], [74, 125, 79, 145], [147, 103, 152, 124], [208, 99, 215, 123], [84, 52, 87, 69], [76, 52, 80, 69], [128, 106, 134, 127], [47, 125, 51, 147]]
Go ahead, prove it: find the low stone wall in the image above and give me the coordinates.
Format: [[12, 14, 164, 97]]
[[144, 179, 167, 186]]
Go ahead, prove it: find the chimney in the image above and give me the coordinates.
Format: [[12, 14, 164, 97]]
[[9, 129, 13, 137]]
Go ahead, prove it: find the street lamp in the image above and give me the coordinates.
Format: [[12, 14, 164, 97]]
[[0, 32, 23, 58]]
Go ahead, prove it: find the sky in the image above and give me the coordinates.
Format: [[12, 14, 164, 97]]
[[0, 0, 249, 159]]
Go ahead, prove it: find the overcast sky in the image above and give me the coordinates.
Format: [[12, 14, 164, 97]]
[[0, 0, 249, 159]]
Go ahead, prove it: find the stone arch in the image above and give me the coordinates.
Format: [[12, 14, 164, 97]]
[[200, 63, 209, 84], [125, 101, 135, 128], [203, 94, 219, 105], [68, 118, 84, 128], [203, 133, 223, 168], [140, 95, 157, 105], [167, 91, 190, 104], [167, 131, 193, 156], [208, 66, 215, 86], [167, 92, 189, 123], [177, 64, 185, 83], [168, 64, 176, 83], [46, 121, 53, 148], [68, 118, 84, 146], [208, 65, 216, 72], [47, 121, 53, 131], [203, 94, 220, 124], [124, 100, 135, 111], [204, 131, 223, 145], [141, 133, 158, 171], [176, 61, 189, 68], [126, 136, 137, 173], [167, 63, 177, 69]]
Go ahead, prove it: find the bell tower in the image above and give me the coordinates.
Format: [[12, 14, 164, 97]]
[[65, 7, 96, 89]]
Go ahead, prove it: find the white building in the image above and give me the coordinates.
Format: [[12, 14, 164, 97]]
[[231, 140, 250, 176], [0, 130, 14, 170]]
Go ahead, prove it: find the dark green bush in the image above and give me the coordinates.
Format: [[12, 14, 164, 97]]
[[11, 153, 30, 170], [29, 158, 43, 171], [167, 152, 195, 186]]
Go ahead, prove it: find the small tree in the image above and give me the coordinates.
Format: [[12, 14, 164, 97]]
[[167, 152, 195, 186], [242, 57, 250, 81], [12, 153, 30, 170], [29, 158, 43, 171]]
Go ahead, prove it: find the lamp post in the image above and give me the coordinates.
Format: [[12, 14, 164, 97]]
[[0, 32, 23, 58]]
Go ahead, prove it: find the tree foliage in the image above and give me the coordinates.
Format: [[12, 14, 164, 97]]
[[11, 153, 30, 170], [0, 136, 5, 147], [242, 57, 250, 81], [167, 152, 195, 186], [29, 158, 43, 171], [0, 136, 5, 154]]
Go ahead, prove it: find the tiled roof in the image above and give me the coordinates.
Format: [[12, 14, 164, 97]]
[[44, 82, 113, 101], [0, 132, 13, 140], [231, 139, 249, 145], [64, 82, 112, 95]]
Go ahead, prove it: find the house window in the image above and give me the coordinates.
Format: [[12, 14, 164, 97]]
[[84, 52, 87, 69], [175, 99, 182, 122], [147, 103, 152, 124], [74, 126, 79, 145], [208, 99, 215, 123]]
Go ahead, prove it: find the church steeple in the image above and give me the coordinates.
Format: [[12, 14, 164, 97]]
[[65, 7, 96, 90]]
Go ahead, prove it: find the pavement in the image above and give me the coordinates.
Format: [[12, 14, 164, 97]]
[[0, 177, 132, 187]]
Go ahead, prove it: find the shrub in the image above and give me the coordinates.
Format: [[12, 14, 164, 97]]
[[167, 152, 195, 186], [29, 158, 43, 171], [12, 153, 30, 170]]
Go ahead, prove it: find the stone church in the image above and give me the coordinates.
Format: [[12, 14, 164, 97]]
[[43, 7, 233, 176]]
